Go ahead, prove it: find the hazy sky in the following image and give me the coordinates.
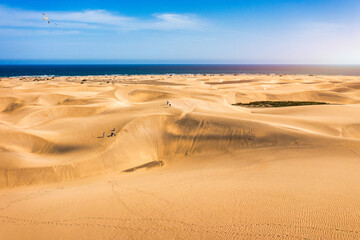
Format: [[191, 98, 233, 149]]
[[0, 0, 360, 64]]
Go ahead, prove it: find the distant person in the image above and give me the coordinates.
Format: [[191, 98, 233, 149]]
[[103, 132, 105, 138]]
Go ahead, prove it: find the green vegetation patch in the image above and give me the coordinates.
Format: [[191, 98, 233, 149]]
[[232, 101, 329, 108]]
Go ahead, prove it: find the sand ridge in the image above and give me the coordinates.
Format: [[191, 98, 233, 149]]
[[0, 74, 360, 239]]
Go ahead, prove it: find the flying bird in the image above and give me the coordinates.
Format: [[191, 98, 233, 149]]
[[54, 23, 58, 26], [42, 13, 50, 23]]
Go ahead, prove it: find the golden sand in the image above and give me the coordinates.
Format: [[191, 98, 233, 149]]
[[0, 74, 360, 239]]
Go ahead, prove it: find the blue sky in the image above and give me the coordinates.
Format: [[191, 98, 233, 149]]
[[0, 0, 360, 64]]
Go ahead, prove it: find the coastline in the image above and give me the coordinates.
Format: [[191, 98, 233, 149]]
[[2, 64, 360, 78]]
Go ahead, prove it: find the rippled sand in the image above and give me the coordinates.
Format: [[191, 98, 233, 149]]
[[1, 74, 360, 239]]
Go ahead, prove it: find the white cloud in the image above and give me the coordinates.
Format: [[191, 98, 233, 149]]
[[0, 28, 81, 36], [151, 13, 200, 30], [0, 5, 204, 33]]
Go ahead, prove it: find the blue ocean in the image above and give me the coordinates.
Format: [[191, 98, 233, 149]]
[[1, 64, 360, 77]]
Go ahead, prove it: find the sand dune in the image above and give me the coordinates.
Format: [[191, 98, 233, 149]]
[[128, 89, 173, 102], [0, 97, 24, 113], [1, 74, 360, 239]]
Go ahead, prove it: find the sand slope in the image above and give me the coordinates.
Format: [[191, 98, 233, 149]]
[[0, 74, 360, 239]]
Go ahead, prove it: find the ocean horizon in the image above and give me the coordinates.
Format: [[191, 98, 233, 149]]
[[1, 64, 360, 77]]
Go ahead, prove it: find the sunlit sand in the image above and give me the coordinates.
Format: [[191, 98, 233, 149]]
[[1, 74, 360, 239]]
